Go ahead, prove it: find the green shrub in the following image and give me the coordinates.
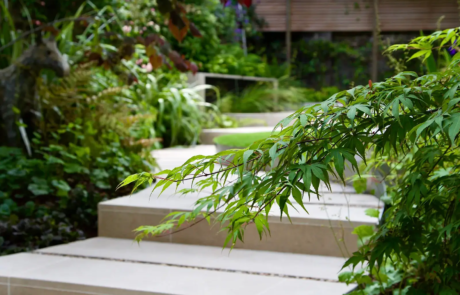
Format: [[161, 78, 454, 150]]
[[218, 85, 339, 113], [0, 139, 150, 255], [0, 56, 157, 255], [301, 86, 340, 102]]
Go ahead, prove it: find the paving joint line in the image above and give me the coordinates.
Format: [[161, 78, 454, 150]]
[[32, 251, 341, 283]]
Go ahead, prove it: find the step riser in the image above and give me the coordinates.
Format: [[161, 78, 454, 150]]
[[99, 208, 363, 257]]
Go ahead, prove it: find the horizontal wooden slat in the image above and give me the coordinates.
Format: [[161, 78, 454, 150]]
[[255, 0, 460, 32]]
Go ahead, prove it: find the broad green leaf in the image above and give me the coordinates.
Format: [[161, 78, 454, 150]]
[[269, 143, 278, 166], [117, 173, 141, 190], [302, 167, 312, 196], [353, 177, 367, 194], [444, 82, 460, 99], [299, 114, 308, 126], [311, 165, 326, 182], [291, 185, 308, 213], [448, 97, 460, 108], [440, 29, 455, 47], [408, 49, 430, 61], [342, 255, 364, 270], [243, 150, 254, 166], [333, 152, 344, 181], [365, 208, 380, 218], [416, 119, 434, 138], [448, 114, 460, 144], [356, 105, 371, 116], [338, 271, 353, 283], [278, 192, 289, 219], [347, 107, 357, 121], [352, 225, 374, 239]]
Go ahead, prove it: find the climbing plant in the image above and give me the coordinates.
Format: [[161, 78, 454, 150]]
[[121, 27, 460, 293]]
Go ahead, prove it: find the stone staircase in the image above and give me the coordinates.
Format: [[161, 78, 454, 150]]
[[0, 145, 382, 295]]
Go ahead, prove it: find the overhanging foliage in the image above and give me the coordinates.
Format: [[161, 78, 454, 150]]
[[121, 28, 460, 293]]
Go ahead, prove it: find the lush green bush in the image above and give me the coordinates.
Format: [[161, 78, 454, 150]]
[[302, 86, 340, 102], [0, 62, 157, 254], [218, 84, 339, 113], [0, 140, 148, 254], [127, 71, 235, 146], [169, 0, 265, 76], [291, 39, 372, 88], [204, 44, 269, 77], [122, 28, 460, 294]]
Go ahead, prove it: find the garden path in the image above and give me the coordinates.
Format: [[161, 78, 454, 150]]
[[0, 145, 382, 295]]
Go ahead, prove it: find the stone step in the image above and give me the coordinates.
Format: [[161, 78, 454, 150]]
[[105, 145, 381, 257], [152, 145, 370, 192], [0, 237, 355, 295], [151, 145, 362, 193], [99, 182, 380, 256], [225, 112, 294, 127]]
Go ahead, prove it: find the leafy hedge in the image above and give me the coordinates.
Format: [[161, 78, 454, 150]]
[[0, 141, 149, 254]]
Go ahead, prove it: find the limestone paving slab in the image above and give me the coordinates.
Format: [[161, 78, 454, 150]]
[[309, 192, 382, 208], [151, 145, 357, 193], [0, 253, 354, 295], [98, 189, 378, 256], [37, 237, 347, 281], [226, 112, 294, 127], [0, 253, 67, 284], [151, 145, 358, 194], [99, 183, 379, 226], [100, 145, 379, 256]]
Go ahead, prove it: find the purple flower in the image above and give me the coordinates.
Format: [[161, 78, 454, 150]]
[[233, 27, 243, 42], [448, 40, 457, 56]]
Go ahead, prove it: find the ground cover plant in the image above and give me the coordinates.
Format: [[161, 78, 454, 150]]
[[122, 28, 460, 294]]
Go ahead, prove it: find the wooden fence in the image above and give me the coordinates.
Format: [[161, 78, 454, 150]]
[[256, 0, 459, 32]]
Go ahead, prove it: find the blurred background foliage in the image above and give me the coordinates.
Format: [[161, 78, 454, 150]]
[[0, 0, 435, 254]]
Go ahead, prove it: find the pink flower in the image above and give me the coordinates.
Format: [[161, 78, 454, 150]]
[[147, 21, 154, 26], [136, 59, 143, 65], [40, 1, 45, 6], [122, 25, 132, 33], [142, 63, 153, 72]]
